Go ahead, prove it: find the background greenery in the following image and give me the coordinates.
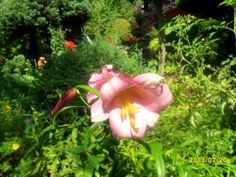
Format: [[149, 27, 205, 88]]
[[0, 0, 235, 176]]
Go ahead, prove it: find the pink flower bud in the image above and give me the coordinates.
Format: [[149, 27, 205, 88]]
[[51, 89, 77, 115]]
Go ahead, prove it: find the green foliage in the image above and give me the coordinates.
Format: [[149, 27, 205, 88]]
[[49, 27, 66, 57], [0, 0, 45, 31], [147, 62, 236, 176], [42, 39, 143, 89], [148, 38, 159, 52], [0, 0, 91, 58], [0, 0, 90, 32], [110, 139, 156, 177], [3, 108, 116, 176], [149, 142, 165, 177], [108, 18, 132, 42], [220, 0, 236, 7], [84, 0, 136, 38], [34, 39, 144, 110], [1, 55, 38, 92], [58, 0, 91, 18], [0, 0, 235, 177], [162, 16, 232, 73], [0, 97, 27, 140], [0, 137, 22, 174]]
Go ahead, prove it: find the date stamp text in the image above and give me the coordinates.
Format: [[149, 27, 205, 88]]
[[188, 156, 228, 163]]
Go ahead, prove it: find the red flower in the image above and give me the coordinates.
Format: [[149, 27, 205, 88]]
[[65, 40, 75, 49]]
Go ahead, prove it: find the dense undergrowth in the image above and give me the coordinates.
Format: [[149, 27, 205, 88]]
[[0, 0, 236, 176]]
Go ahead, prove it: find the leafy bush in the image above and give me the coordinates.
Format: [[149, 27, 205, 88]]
[[164, 15, 233, 73], [0, 97, 28, 141], [49, 27, 66, 57], [0, 1, 235, 177], [41, 39, 144, 88], [0, 0, 90, 33], [0, 0, 91, 58], [84, 0, 136, 38], [146, 62, 236, 176], [1, 55, 38, 93], [108, 18, 132, 43]]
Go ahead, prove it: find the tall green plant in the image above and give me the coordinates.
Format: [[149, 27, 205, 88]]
[[163, 15, 230, 73], [220, 0, 236, 50]]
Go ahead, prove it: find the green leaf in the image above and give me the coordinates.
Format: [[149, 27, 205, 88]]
[[165, 26, 173, 35], [52, 105, 82, 120], [230, 58, 236, 66], [72, 128, 78, 141], [88, 155, 104, 170], [75, 84, 100, 97], [84, 165, 93, 177], [149, 142, 165, 177]]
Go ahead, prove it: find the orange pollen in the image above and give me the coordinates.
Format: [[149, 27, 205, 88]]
[[120, 92, 138, 132]]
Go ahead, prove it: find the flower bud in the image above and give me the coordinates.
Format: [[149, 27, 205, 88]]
[[51, 89, 77, 115]]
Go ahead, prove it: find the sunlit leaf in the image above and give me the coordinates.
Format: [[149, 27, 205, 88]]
[[75, 84, 100, 97], [149, 142, 165, 177]]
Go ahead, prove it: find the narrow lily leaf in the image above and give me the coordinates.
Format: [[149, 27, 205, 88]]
[[75, 84, 100, 97], [149, 142, 165, 177], [53, 105, 83, 120]]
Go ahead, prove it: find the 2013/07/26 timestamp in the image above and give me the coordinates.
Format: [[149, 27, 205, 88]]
[[188, 157, 228, 163]]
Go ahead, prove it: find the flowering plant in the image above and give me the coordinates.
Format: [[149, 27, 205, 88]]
[[52, 65, 173, 138], [65, 40, 76, 49]]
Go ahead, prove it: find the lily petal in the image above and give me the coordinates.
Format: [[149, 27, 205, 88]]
[[134, 73, 164, 86], [90, 98, 109, 122], [87, 65, 117, 103], [109, 108, 147, 138], [130, 84, 173, 112], [102, 64, 113, 73], [100, 75, 132, 107], [134, 103, 160, 127], [133, 73, 173, 111]]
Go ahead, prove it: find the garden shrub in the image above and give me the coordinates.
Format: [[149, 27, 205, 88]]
[[0, 0, 91, 59], [145, 65, 236, 176], [108, 18, 132, 43], [0, 0, 235, 176], [1, 55, 38, 94], [41, 39, 144, 89], [164, 15, 233, 73], [0, 97, 27, 141], [84, 0, 136, 38], [38, 39, 144, 109]]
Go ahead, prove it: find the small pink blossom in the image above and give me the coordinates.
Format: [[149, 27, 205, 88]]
[[87, 66, 173, 138]]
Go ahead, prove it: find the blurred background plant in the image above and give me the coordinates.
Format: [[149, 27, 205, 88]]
[[0, 0, 91, 61], [0, 0, 235, 176]]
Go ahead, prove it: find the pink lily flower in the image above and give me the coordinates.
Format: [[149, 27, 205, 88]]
[[87, 66, 173, 138]]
